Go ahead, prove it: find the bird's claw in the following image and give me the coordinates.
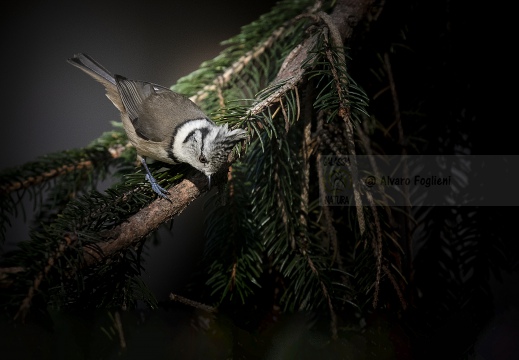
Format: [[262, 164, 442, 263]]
[[145, 173, 170, 201]]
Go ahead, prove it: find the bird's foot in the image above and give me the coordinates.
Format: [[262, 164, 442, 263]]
[[145, 173, 170, 201]]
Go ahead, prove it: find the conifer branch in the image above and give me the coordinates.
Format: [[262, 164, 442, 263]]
[[189, 1, 324, 105], [316, 153, 341, 266], [0, 140, 130, 196], [15, 234, 76, 321], [315, 116, 342, 270], [0, 172, 205, 291], [320, 11, 366, 235], [248, 37, 315, 117], [81, 172, 208, 268], [190, 27, 287, 104], [365, 189, 383, 308], [0, 161, 93, 195], [299, 90, 312, 239]]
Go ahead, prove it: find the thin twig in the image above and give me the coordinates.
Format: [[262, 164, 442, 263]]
[[274, 164, 296, 249], [382, 264, 407, 309], [169, 293, 217, 313], [114, 311, 127, 350], [230, 261, 237, 291], [304, 252, 338, 339], [298, 88, 312, 248], [365, 189, 383, 309], [0, 267, 25, 288], [316, 116, 341, 269]]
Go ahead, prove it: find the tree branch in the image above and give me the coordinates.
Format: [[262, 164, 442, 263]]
[[0, 142, 129, 195], [82, 171, 209, 268]]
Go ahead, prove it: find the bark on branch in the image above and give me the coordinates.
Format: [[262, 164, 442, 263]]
[[83, 171, 208, 268]]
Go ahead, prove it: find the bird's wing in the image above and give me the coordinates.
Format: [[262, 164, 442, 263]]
[[115, 77, 209, 142]]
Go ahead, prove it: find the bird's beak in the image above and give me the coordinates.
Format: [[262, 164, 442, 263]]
[[207, 175, 212, 190]]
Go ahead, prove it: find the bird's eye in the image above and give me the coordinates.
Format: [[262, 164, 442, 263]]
[[199, 155, 208, 163]]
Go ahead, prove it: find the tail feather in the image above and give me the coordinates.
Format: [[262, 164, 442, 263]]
[[67, 53, 116, 86], [68, 53, 123, 112]]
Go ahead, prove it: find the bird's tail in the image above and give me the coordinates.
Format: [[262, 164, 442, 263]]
[[68, 53, 124, 112], [67, 53, 116, 86]]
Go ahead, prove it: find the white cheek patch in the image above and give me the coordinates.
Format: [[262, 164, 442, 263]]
[[172, 118, 213, 161]]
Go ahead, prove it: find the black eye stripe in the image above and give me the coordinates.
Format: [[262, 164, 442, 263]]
[[183, 128, 210, 144], [183, 130, 197, 143]]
